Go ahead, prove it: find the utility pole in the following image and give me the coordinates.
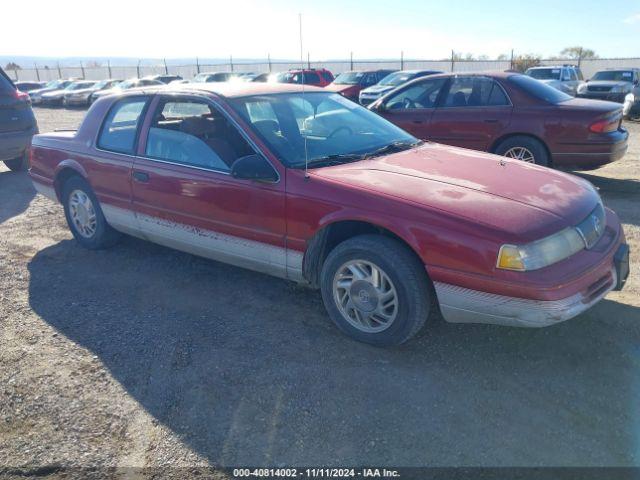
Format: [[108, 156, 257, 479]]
[[196, 57, 200, 74], [107, 60, 112, 78], [400, 51, 404, 70], [34, 63, 40, 81], [510, 49, 514, 70], [307, 52, 311, 69], [267, 53, 272, 73], [229, 55, 234, 72], [450, 50, 455, 72], [80, 61, 85, 79], [350, 51, 353, 70], [163, 58, 168, 75], [136, 60, 141, 78], [57, 62, 62, 78]]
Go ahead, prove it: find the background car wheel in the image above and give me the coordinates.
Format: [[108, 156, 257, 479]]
[[4, 151, 28, 172], [62, 176, 121, 249], [494, 136, 549, 167], [320, 234, 432, 346]]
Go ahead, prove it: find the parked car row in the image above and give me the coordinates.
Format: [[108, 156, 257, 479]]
[[27, 80, 630, 345], [524, 65, 640, 118]]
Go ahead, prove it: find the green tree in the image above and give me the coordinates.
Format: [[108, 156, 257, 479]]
[[559, 46, 598, 60]]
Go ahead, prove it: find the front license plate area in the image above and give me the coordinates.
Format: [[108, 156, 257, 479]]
[[614, 243, 630, 291]]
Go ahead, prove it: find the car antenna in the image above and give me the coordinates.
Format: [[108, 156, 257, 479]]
[[299, 13, 310, 180]]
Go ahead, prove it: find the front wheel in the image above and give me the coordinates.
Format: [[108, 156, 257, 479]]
[[494, 136, 549, 167], [320, 235, 432, 346], [62, 176, 121, 249]]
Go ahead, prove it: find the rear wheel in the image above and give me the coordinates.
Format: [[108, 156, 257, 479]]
[[320, 235, 432, 346], [61, 176, 121, 249], [494, 136, 549, 167], [4, 151, 28, 172]]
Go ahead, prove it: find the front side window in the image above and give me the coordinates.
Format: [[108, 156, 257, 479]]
[[230, 92, 418, 168], [97, 97, 148, 154], [443, 77, 509, 107], [385, 78, 447, 110], [333, 72, 365, 85], [144, 98, 254, 172]]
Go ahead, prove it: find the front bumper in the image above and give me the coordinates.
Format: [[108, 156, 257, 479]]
[[577, 92, 627, 103], [64, 96, 90, 106], [433, 210, 629, 327]]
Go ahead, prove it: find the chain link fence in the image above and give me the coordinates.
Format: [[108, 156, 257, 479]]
[[7, 57, 640, 83]]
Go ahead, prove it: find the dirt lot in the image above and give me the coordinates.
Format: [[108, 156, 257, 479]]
[[1, 107, 639, 476]]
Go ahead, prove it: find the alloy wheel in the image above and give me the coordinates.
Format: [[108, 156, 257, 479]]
[[332, 259, 398, 333], [503, 146, 535, 163], [69, 189, 97, 238]]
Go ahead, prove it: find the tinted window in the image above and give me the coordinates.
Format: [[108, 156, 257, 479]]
[[98, 98, 148, 154], [444, 77, 509, 107], [304, 72, 320, 84], [385, 78, 447, 110], [0, 67, 16, 92], [321, 71, 334, 82], [508, 74, 572, 103], [145, 98, 253, 171]]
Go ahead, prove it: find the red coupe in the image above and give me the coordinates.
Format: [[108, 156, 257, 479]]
[[29, 83, 630, 346], [370, 72, 629, 170]]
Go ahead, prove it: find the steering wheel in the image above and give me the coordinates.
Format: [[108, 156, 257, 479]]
[[402, 97, 416, 109], [327, 126, 353, 139]]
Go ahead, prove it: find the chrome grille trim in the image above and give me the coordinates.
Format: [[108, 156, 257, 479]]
[[576, 203, 606, 250]]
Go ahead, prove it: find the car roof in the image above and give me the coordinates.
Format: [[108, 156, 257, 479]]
[[115, 82, 326, 99], [416, 71, 520, 81]]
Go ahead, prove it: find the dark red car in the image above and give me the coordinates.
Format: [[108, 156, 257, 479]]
[[29, 83, 629, 346], [370, 72, 629, 169], [274, 68, 334, 87], [325, 69, 397, 102]]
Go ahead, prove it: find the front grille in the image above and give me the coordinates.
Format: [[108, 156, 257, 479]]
[[588, 85, 612, 92], [576, 203, 606, 249]]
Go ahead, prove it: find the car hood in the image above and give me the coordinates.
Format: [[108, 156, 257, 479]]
[[30, 87, 55, 96], [361, 84, 394, 95], [310, 143, 599, 241], [325, 83, 358, 93]]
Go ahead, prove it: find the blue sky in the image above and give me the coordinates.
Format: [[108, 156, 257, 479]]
[[2, 0, 639, 60]]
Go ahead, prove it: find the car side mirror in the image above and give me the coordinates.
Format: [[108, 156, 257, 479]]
[[231, 154, 278, 183]]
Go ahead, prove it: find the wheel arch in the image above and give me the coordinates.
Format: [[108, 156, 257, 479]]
[[53, 160, 89, 201], [489, 132, 552, 166], [302, 219, 424, 288]]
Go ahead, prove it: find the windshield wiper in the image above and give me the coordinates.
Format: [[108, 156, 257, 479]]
[[364, 140, 424, 159], [300, 153, 366, 169]]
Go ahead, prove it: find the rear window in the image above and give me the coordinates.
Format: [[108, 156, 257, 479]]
[[508, 74, 572, 104], [97, 97, 148, 154], [0, 67, 15, 92]]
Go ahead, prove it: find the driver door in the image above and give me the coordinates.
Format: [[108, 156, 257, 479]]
[[377, 78, 447, 139]]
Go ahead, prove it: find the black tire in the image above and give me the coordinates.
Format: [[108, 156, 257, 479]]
[[494, 135, 549, 167], [4, 151, 28, 172], [61, 175, 121, 249], [320, 234, 432, 347]]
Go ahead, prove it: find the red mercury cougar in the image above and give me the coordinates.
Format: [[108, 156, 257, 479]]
[[29, 83, 630, 346]]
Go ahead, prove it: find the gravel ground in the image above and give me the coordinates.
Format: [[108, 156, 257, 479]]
[[0, 107, 639, 477]]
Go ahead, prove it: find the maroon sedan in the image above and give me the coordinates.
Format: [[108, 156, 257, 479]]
[[29, 83, 629, 346], [370, 72, 629, 169]]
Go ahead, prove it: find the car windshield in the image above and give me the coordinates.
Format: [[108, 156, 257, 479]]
[[379, 71, 415, 86], [333, 72, 365, 85], [509, 74, 572, 103], [118, 79, 138, 89], [526, 68, 562, 80], [230, 92, 419, 168], [592, 71, 634, 82], [45, 80, 63, 88], [193, 74, 212, 83]]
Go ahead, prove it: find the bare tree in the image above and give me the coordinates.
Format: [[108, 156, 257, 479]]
[[559, 46, 598, 60], [511, 53, 541, 72], [5, 62, 21, 70]]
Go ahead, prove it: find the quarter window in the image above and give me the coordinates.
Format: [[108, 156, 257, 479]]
[[144, 98, 254, 171], [97, 97, 148, 154]]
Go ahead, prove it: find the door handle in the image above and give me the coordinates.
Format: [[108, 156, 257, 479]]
[[484, 119, 499, 123], [132, 171, 149, 183], [412, 120, 424, 124]]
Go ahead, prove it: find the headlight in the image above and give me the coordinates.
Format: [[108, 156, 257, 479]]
[[610, 85, 629, 93], [625, 93, 635, 103], [577, 83, 588, 94], [497, 227, 585, 271]]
